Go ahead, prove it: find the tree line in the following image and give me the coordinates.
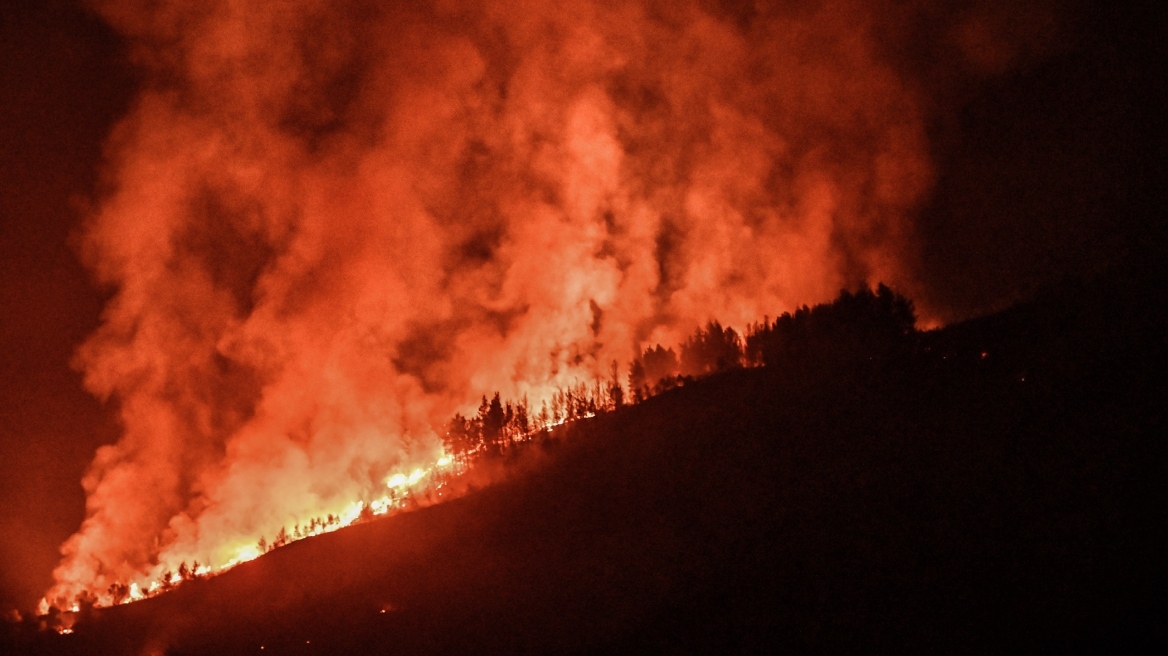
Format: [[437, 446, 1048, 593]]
[[443, 284, 916, 461], [443, 373, 626, 464]]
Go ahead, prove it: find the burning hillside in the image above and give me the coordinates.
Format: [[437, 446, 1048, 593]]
[[52, 0, 903, 608], [9, 271, 1164, 652], [45, 281, 913, 618], [40, 0, 1071, 613]]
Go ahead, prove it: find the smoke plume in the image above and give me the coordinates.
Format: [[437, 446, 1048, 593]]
[[47, 0, 1023, 605]]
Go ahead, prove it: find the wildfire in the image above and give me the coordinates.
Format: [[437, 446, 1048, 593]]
[[37, 280, 924, 637], [40, 391, 591, 627], [38, 0, 965, 635], [41, 382, 608, 629], [41, 450, 462, 620]]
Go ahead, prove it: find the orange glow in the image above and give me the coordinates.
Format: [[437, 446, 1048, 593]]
[[42, 448, 463, 616], [45, 0, 941, 611]]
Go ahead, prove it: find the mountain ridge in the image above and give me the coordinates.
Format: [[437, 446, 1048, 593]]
[[7, 268, 1164, 654]]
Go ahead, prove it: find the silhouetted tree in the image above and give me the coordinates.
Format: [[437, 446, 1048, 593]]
[[629, 359, 647, 403], [503, 401, 516, 443], [358, 503, 374, 523], [744, 284, 916, 369], [538, 402, 550, 429], [680, 321, 743, 377], [514, 398, 530, 436], [107, 583, 129, 605], [610, 361, 624, 409], [744, 317, 769, 366], [481, 393, 506, 453], [428, 284, 918, 488], [629, 345, 681, 400], [444, 413, 479, 463]]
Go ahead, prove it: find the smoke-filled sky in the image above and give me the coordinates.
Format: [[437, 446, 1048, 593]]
[[1, 0, 1162, 611]]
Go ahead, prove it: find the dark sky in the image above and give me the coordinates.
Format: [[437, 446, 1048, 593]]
[[1, 0, 131, 613], [0, 0, 1162, 611]]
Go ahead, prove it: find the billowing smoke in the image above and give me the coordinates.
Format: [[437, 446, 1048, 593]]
[[47, 0, 968, 605]]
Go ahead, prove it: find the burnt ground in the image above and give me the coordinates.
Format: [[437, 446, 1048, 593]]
[[5, 269, 1165, 655]]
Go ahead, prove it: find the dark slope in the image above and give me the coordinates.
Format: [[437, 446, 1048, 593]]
[[8, 272, 1165, 655]]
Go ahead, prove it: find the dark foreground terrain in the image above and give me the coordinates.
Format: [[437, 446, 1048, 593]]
[[6, 270, 1165, 654]]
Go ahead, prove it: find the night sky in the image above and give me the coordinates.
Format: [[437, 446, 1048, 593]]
[[1, 0, 1162, 612]]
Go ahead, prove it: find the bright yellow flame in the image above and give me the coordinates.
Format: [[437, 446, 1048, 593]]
[[387, 465, 430, 489], [220, 545, 262, 571], [65, 449, 464, 613], [339, 500, 365, 525]]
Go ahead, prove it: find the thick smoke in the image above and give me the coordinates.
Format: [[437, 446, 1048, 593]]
[[48, 0, 955, 605]]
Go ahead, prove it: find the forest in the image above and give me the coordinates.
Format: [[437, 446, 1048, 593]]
[[440, 284, 916, 464]]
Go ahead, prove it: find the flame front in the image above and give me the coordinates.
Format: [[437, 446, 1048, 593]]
[[43, 0, 955, 611], [46, 452, 460, 612]]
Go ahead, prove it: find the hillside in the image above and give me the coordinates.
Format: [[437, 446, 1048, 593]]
[[6, 271, 1165, 654]]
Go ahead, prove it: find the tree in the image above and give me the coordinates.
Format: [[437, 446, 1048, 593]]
[[642, 345, 680, 389], [680, 321, 743, 377], [610, 360, 624, 409], [628, 358, 647, 403], [481, 393, 506, 451], [107, 583, 129, 605], [743, 284, 917, 369], [629, 345, 681, 400], [538, 402, 550, 430], [503, 402, 515, 442], [514, 398, 530, 437], [552, 391, 565, 423], [444, 413, 479, 462]]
